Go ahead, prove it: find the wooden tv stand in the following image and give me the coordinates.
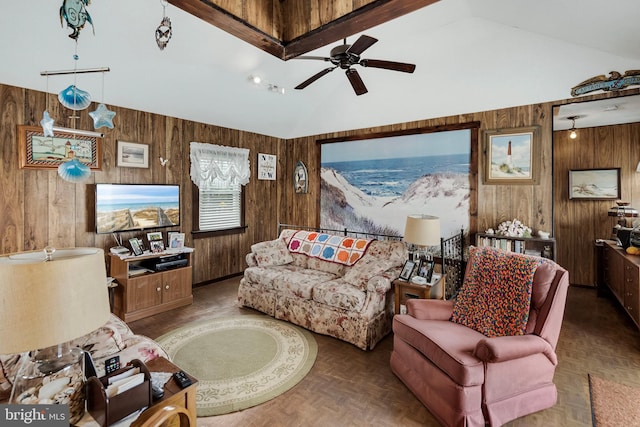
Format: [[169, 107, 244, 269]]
[[110, 249, 193, 322]]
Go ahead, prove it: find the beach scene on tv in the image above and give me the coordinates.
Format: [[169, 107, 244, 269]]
[[96, 185, 179, 233]]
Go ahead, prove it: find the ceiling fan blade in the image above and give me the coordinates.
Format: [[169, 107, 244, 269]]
[[295, 56, 331, 61], [346, 35, 378, 56], [360, 59, 416, 73], [294, 67, 336, 90], [345, 68, 368, 95]]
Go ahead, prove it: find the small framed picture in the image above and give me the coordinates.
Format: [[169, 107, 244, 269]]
[[418, 260, 435, 283], [147, 232, 163, 241], [168, 232, 185, 249], [129, 238, 143, 256], [117, 141, 149, 168], [568, 168, 621, 200], [150, 240, 165, 253], [399, 260, 417, 281]]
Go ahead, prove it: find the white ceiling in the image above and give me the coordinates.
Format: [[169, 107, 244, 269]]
[[1, 0, 639, 139]]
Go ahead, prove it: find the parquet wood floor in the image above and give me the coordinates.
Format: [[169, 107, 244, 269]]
[[128, 278, 640, 427]]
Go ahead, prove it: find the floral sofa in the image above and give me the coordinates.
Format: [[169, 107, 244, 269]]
[[237, 229, 407, 350], [0, 313, 167, 403]]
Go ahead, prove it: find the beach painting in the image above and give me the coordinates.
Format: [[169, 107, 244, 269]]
[[569, 168, 621, 200], [484, 127, 539, 184], [96, 184, 180, 233], [320, 129, 471, 239]]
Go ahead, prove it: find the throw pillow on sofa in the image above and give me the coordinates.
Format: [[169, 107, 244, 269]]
[[343, 256, 395, 291], [252, 238, 294, 267]]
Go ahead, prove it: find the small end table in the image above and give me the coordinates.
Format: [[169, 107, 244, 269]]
[[394, 274, 445, 314], [142, 357, 198, 426]]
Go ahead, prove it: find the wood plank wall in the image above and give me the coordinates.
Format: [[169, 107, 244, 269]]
[[0, 83, 280, 285], [280, 105, 555, 247], [553, 120, 640, 287], [1, 82, 637, 287]]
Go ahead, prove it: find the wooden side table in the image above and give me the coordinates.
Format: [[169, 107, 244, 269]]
[[143, 357, 198, 427], [394, 274, 445, 314]]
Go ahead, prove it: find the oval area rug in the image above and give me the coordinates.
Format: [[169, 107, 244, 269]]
[[156, 315, 317, 416]]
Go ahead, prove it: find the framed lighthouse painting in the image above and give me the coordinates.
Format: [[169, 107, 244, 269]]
[[483, 126, 540, 185]]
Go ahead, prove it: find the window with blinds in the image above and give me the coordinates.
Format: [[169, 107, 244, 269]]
[[190, 142, 249, 235], [198, 181, 241, 231]]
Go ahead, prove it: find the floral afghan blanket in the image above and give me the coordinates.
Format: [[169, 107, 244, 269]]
[[287, 230, 374, 266], [451, 246, 545, 337]]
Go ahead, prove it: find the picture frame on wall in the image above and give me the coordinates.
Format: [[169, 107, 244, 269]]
[[483, 126, 540, 185], [18, 125, 102, 170], [258, 153, 277, 180], [569, 168, 621, 200], [117, 141, 149, 168]]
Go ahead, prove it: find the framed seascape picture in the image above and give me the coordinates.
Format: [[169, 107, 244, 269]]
[[18, 125, 102, 170], [117, 141, 149, 168], [483, 126, 540, 184], [320, 127, 474, 240], [569, 168, 621, 200]]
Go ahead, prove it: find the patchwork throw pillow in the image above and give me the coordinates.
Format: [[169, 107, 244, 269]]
[[450, 246, 544, 337], [252, 238, 294, 267]]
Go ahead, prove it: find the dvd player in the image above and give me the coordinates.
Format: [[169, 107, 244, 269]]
[[142, 254, 188, 271]]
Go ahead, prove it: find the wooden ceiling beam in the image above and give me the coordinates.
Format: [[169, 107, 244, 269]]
[[168, 0, 439, 60], [283, 0, 439, 60]]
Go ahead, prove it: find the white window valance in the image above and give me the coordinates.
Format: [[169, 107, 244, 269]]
[[190, 142, 250, 189]]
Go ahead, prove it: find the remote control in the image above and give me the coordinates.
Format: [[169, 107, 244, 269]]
[[151, 382, 165, 400], [173, 370, 192, 388], [105, 356, 121, 375]]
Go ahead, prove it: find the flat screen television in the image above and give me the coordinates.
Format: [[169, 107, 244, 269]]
[[95, 184, 180, 234]]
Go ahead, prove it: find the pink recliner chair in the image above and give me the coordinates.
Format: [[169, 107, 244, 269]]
[[391, 246, 569, 426]]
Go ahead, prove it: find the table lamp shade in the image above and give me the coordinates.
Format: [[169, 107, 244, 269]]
[[404, 214, 441, 247], [0, 248, 110, 354]]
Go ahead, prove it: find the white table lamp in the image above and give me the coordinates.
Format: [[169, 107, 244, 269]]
[[404, 214, 441, 261], [0, 247, 111, 424]]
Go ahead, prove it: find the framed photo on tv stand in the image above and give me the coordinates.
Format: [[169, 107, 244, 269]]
[[129, 238, 143, 256]]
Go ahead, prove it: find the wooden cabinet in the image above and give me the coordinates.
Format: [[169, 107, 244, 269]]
[[110, 250, 193, 322], [475, 233, 556, 261], [603, 241, 640, 329]]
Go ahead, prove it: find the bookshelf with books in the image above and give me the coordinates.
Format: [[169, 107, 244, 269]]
[[475, 233, 556, 261]]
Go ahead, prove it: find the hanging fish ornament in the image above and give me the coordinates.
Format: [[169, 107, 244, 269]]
[[60, 0, 94, 40]]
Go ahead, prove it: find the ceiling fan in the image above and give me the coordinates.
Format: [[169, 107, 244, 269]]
[[294, 35, 416, 96]]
